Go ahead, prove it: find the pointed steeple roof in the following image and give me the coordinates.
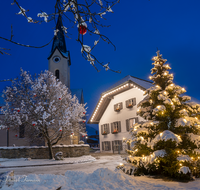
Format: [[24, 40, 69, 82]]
[[51, 15, 67, 53]]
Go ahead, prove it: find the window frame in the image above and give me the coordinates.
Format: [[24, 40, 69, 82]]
[[126, 98, 136, 108], [114, 102, 123, 112], [126, 117, 138, 131]]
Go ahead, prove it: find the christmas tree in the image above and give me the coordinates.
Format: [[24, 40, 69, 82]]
[[121, 51, 200, 180]]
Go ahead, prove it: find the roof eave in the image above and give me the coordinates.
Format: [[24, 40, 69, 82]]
[[88, 80, 146, 124]]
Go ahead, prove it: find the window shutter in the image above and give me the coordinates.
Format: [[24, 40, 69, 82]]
[[133, 98, 136, 106], [111, 123, 113, 133], [114, 104, 117, 111], [126, 119, 129, 131], [119, 140, 123, 150], [101, 125, 103, 135], [118, 121, 121, 132], [135, 117, 139, 123], [107, 124, 110, 134], [126, 100, 129, 108], [108, 141, 111, 151], [112, 141, 114, 151], [102, 142, 104, 151], [120, 102, 123, 109]]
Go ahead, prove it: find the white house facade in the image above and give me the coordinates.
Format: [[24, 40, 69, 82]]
[[88, 75, 152, 153]]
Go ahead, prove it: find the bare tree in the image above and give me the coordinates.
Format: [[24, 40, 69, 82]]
[[1, 69, 86, 159], [1, 0, 120, 72]]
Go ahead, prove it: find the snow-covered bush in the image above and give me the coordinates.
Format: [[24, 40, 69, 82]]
[[122, 51, 200, 181], [79, 140, 84, 144]]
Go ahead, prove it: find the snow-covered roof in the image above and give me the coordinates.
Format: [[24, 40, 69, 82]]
[[107, 75, 152, 91], [88, 75, 152, 124]]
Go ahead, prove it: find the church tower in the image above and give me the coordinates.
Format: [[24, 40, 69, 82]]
[[48, 15, 71, 88]]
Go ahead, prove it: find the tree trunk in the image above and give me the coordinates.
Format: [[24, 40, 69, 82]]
[[47, 141, 53, 159]]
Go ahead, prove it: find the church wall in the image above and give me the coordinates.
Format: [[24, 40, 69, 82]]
[[48, 49, 70, 88], [99, 87, 146, 153]]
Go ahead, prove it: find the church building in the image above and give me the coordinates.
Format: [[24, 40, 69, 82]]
[[0, 15, 86, 147]]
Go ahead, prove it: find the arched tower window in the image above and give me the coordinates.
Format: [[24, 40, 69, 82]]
[[55, 69, 59, 80]]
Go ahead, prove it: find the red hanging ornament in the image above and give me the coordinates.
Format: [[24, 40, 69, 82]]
[[78, 25, 87, 35], [34, 94, 37, 97], [15, 134, 18, 137], [33, 124, 35, 126], [83, 112, 85, 114], [17, 109, 20, 113], [59, 97, 61, 100], [82, 135, 84, 137], [83, 120, 85, 123], [0, 106, 1, 109], [7, 128, 9, 130]]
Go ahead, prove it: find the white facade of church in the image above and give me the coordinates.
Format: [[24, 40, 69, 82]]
[[48, 48, 71, 89]]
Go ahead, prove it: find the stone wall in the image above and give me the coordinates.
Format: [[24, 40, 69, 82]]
[[0, 144, 90, 159]]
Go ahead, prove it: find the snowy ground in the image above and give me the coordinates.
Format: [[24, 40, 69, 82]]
[[1, 153, 200, 189]]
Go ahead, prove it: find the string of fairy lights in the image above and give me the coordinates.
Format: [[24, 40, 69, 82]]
[[90, 83, 145, 122]]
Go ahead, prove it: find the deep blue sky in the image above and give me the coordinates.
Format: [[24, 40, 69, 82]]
[[1, 0, 200, 130]]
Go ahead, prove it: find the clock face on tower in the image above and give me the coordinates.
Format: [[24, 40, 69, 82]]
[[53, 56, 61, 63]]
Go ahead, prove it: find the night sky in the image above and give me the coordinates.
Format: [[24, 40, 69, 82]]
[[1, 0, 200, 130]]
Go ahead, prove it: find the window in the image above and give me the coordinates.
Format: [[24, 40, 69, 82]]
[[55, 69, 59, 80], [112, 140, 123, 151], [101, 124, 110, 135], [111, 121, 121, 134], [114, 102, 123, 112], [126, 98, 136, 108], [102, 141, 111, 151], [19, 125, 25, 138], [126, 117, 138, 131]]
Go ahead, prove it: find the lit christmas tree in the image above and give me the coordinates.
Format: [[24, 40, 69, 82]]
[[121, 51, 200, 180]]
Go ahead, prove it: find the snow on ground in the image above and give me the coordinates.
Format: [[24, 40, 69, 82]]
[[0, 155, 96, 167], [1, 154, 200, 189]]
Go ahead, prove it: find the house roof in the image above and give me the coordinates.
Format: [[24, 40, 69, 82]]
[[88, 75, 152, 124]]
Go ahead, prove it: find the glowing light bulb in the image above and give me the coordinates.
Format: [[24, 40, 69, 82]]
[[164, 72, 167, 76], [160, 133, 163, 136], [149, 76, 152, 80], [179, 163, 182, 166], [135, 149, 138, 152], [119, 163, 124, 166], [182, 88, 185, 91]]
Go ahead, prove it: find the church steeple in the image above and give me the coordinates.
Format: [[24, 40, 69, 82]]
[[51, 15, 67, 53], [48, 15, 71, 89]]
